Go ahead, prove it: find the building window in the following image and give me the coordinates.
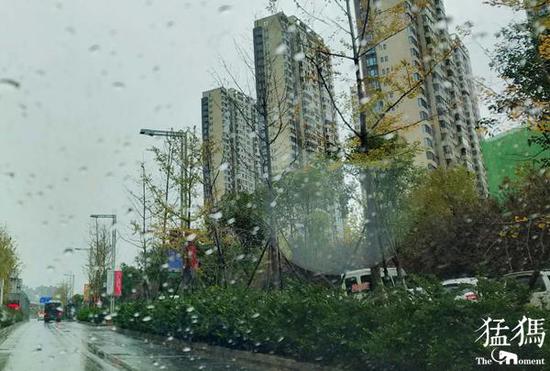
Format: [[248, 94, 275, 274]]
[[368, 67, 378, 77], [366, 56, 377, 66], [423, 123, 432, 135], [424, 138, 433, 148], [420, 111, 429, 121], [418, 98, 428, 109], [426, 151, 436, 161]]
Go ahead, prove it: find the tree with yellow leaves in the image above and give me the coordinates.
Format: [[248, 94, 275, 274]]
[[0, 226, 19, 304]]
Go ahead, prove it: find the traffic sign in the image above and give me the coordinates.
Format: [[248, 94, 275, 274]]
[[39, 296, 52, 304]]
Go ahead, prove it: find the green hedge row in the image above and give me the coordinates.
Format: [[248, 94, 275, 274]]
[[0, 307, 24, 328], [79, 280, 550, 370]]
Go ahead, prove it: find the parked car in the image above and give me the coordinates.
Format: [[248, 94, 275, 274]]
[[341, 267, 407, 298], [504, 270, 550, 309], [441, 277, 479, 301], [44, 301, 63, 323]]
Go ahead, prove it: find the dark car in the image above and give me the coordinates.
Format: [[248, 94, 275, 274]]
[[44, 301, 63, 323]]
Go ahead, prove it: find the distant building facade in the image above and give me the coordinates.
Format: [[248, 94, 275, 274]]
[[253, 12, 339, 175], [201, 87, 260, 202], [355, 0, 488, 194]]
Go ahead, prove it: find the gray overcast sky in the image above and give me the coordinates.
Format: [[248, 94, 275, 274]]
[[0, 0, 518, 292]]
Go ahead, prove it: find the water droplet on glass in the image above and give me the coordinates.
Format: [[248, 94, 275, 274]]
[[63, 248, 74, 256], [209, 211, 222, 220], [218, 5, 231, 13], [0, 78, 20, 89], [293, 52, 305, 61], [275, 43, 287, 55]]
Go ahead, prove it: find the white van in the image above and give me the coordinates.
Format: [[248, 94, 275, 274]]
[[341, 267, 406, 297]]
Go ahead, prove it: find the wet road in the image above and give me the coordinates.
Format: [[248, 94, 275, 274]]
[[0, 321, 261, 371]]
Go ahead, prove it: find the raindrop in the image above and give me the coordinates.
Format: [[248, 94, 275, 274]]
[[63, 248, 74, 256], [435, 20, 447, 31], [218, 4, 232, 13], [186, 306, 194, 313], [251, 313, 260, 319], [112, 81, 125, 88], [275, 43, 287, 55], [227, 218, 235, 225], [88, 44, 100, 52], [219, 162, 229, 171], [142, 316, 152, 322], [183, 346, 191, 352], [186, 233, 197, 241], [359, 97, 370, 105], [205, 248, 214, 256], [0, 78, 20, 89], [209, 211, 222, 220], [293, 52, 305, 61]]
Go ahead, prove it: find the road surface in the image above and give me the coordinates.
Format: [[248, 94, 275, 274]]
[[0, 320, 260, 370]]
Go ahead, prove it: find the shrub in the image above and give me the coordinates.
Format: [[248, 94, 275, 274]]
[[0, 307, 24, 328], [76, 306, 107, 324], [107, 281, 550, 370]]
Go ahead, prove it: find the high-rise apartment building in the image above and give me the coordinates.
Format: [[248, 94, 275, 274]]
[[355, 0, 488, 194], [253, 12, 339, 175], [201, 87, 260, 202]]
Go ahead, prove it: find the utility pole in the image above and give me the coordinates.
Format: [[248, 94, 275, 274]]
[[180, 131, 189, 231]]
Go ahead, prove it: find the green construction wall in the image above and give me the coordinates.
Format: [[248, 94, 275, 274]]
[[481, 127, 546, 197]]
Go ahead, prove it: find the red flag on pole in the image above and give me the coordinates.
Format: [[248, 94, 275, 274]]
[[114, 270, 122, 297]]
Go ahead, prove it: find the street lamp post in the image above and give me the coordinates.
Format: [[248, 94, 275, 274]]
[[139, 128, 192, 230], [90, 214, 116, 314]]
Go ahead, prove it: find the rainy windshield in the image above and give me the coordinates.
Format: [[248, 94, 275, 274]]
[[1, 0, 549, 370]]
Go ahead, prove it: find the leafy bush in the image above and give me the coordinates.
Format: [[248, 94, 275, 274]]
[[76, 306, 107, 324], [0, 307, 24, 328], [101, 281, 550, 370]]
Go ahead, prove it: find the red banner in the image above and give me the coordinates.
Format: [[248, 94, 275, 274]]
[[114, 270, 122, 297]]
